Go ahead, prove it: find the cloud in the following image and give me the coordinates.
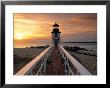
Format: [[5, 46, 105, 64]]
[[14, 13, 97, 48]]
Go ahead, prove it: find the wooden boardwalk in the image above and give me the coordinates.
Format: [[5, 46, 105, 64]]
[[46, 46, 65, 75]]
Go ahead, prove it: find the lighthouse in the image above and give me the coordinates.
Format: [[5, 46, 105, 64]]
[[51, 22, 61, 46]]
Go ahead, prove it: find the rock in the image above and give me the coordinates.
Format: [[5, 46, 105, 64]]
[[64, 46, 87, 52]]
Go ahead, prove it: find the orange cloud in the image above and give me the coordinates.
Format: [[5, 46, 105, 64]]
[[14, 13, 97, 48]]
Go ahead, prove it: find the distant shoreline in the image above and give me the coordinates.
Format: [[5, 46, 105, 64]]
[[14, 45, 50, 49], [61, 42, 97, 43]]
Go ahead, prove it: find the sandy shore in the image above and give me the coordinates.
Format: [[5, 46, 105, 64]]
[[67, 50, 97, 75], [14, 48, 45, 58], [14, 48, 45, 74]]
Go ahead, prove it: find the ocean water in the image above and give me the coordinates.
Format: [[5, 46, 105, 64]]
[[60, 43, 97, 51], [21, 41, 97, 52]]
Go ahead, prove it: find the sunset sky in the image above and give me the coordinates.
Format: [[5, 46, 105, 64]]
[[14, 13, 97, 48]]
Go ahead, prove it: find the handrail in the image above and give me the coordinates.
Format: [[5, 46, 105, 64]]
[[36, 62, 45, 75], [59, 45, 91, 75], [16, 45, 53, 75], [65, 60, 74, 75]]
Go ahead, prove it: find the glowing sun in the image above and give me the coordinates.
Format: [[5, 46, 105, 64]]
[[15, 33, 24, 40]]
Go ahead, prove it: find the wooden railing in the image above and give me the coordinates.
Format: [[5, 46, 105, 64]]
[[16, 45, 54, 75], [16, 44, 91, 75], [58, 45, 91, 75]]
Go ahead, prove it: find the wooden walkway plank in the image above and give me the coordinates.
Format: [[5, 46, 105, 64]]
[[46, 46, 64, 75]]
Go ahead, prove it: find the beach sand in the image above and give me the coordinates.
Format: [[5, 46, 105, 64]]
[[14, 48, 45, 74], [68, 50, 97, 75]]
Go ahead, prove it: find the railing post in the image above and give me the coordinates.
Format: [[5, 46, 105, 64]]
[[64, 61, 67, 75], [43, 57, 47, 74], [69, 69, 70, 75], [29, 70, 33, 75], [42, 57, 44, 62], [39, 69, 41, 75], [67, 59, 70, 75], [77, 70, 79, 75]]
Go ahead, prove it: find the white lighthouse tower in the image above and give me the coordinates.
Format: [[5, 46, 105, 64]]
[[51, 22, 61, 46]]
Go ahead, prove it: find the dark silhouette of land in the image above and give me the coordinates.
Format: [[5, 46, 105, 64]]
[[62, 41, 97, 43]]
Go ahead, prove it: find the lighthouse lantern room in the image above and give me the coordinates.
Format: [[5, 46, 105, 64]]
[[51, 22, 61, 46]]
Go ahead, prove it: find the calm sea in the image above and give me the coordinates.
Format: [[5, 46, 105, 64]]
[[24, 41, 97, 52], [60, 43, 97, 51]]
